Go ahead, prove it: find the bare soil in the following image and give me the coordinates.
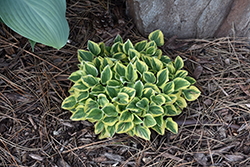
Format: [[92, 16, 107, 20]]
[[0, 0, 250, 166]]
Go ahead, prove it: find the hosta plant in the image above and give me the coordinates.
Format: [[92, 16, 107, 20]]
[[61, 30, 201, 140]]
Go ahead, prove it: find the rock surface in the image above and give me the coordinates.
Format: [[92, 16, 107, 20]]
[[126, 0, 250, 38]]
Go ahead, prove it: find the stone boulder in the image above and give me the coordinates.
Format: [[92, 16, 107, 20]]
[[126, 0, 250, 39]]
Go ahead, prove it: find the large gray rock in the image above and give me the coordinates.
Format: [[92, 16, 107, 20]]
[[126, 0, 250, 39]]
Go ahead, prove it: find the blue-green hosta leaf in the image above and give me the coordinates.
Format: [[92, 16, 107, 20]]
[[173, 78, 190, 91], [148, 29, 164, 46], [83, 62, 98, 77], [84, 98, 99, 113], [106, 86, 118, 99], [102, 116, 118, 126], [102, 103, 118, 116], [162, 81, 175, 94], [94, 121, 104, 134], [135, 40, 147, 52], [128, 49, 140, 61], [116, 121, 134, 134], [148, 103, 164, 116], [175, 96, 187, 109], [125, 63, 138, 82], [144, 83, 161, 93], [120, 87, 136, 100], [113, 92, 129, 105], [136, 97, 149, 111], [101, 65, 112, 85], [135, 59, 148, 75], [143, 71, 156, 84], [163, 104, 181, 116], [86, 108, 103, 121], [68, 70, 84, 83], [165, 117, 178, 134], [134, 80, 144, 98], [175, 70, 188, 78], [112, 52, 126, 60], [150, 94, 165, 106], [126, 97, 140, 112], [123, 39, 134, 54], [142, 88, 155, 100], [143, 114, 156, 128], [133, 114, 143, 124], [81, 75, 99, 87], [61, 95, 76, 110], [70, 105, 86, 121], [73, 80, 89, 91], [97, 94, 109, 107], [185, 76, 196, 85], [91, 84, 105, 95], [156, 68, 169, 88], [113, 34, 123, 43], [151, 57, 163, 72], [119, 110, 134, 122], [87, 40, 101, 56], [0, 0, 69, 50], [78, 50, 93, 62], [134, 125, 151, 140], [174, 56, 184, 71], [114, 62, 126, 77], [182, 86, 201, 101]]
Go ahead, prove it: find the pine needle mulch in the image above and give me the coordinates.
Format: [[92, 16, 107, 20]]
[[0, 0, 250, 166]]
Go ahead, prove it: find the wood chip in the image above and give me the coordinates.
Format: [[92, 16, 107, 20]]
[[29, 154, 44, 161]]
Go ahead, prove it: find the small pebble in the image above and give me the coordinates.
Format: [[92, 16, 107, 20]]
[[225, 58, 230, 65]]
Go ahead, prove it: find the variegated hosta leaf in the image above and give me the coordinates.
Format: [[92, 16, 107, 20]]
[[75, 90, 89, 102], [174, 56, 184, 71], [148, 103, 164, 116], [70, 105, 86, 121], [134, 124, 151, 140], [182, 86, 201, 101], [152, 124, 165, 135], [163, 105, 181, 116], [162, 81, 175, 94], [116, 121, 134, 134], [135, 40, 147, 52], [146, 46, 156, 55], [160, 56, 172, 65], [101, 65, 112, 85], [120, 87, 136, 100], [84, 98, 99, 113], [113, 52, 126, 60], [123, 39, 134, 54], [133, 114, 143, 124], [68, 70, 84, 83], [91, 84, 105, 95], [111, 42, 123, 54], [126, 97, 140, 112], [107, 80, 122, 88], [87, 40, 101, 56], [143, 114, 156, 128], [106, 86, 118, 99], [83, 62, 98, 77], [61, 95, 76, 110], [135, 60, 148, 76], [141, 55, 152, 68], [119, 110, 134, 122], [144, 83, 161, 93], [165, 117, 178, 134], [78, 50, 93, 62], [86, 108, 103, 121], [73, 80, 89, 91], [161, 94, 172, 104], [95, 120, 104, 134], [142, 88, 155, 100], [154, 49, 162, 59], [150, 94, 165, 106], [106, 125, 116, 138], [98, 42, 105, 56], [134, 80, 144, 98], [101, 57, 113, 71], [128, 49, 140, 61], [125, 63, 138, 82], [136, 97, 149, 111], [114, 34, 123, 44], [143, 71, 156, 83], [114, 62, 126, 77], [185, 76, 196, 85], [175, 70, 188, 78], [175, 96, 187, 109], [148, 29, 164, 46], [156, 68, 169, 88], [173, 77, 190, 91], [97, 94, 109, 107], [81, 75, 99, 87], [99, 127, 110, 139], [102, 103, 118, 116], [114, 92, 129, 105], [102, 116, 118, 126], [151, 57, 163, 72]]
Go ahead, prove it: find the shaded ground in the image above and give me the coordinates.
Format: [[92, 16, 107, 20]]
[[1, 0, 250, 166]]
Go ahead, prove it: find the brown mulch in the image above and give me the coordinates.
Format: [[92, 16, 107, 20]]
[[0, 0, 250, 166]]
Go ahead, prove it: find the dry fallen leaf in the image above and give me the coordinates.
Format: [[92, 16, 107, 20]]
[[225, 154, 244, 162]]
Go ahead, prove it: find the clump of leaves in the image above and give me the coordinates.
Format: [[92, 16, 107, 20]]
[[62, 30, 201, 140]]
